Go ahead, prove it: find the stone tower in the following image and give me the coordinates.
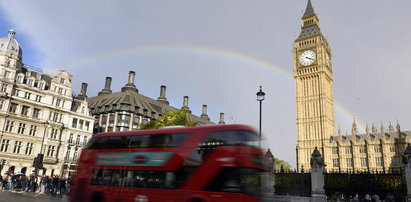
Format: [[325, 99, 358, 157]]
[[294, 0, 335, 171]]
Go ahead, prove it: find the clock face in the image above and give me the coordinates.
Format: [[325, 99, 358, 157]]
[[326, 53, 331, 67], [298, 50, 316, 66]]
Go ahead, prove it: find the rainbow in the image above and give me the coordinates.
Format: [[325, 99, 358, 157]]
[[46, 44, 366, 133]]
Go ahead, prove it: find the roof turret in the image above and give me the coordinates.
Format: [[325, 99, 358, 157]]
[[0, 29, 22, 60]]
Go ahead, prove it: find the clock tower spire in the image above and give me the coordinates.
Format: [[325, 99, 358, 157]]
[[294, 0, 335, 172]]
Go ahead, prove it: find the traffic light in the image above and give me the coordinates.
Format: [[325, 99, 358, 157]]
[[1, 159, 5, 166]]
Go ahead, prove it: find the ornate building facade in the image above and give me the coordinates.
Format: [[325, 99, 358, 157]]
[[295, 1, 408, 172], [0, 29, 94, 176], [88, 71, 225, 133]]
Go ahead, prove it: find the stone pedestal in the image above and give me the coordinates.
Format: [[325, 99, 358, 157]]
[[310, 147, 326, 202]]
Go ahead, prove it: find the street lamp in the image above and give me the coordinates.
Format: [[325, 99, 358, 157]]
[[256, 86, 265, 148]]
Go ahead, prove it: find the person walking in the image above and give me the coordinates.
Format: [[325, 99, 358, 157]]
[[350, 194, 360, 202], [363, 194, 372, 202]]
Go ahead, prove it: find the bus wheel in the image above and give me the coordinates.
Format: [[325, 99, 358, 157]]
[[91, 192, 104, 202], [190, 198, 204, 202]]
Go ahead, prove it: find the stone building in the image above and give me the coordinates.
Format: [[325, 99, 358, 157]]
[[88, 71, 224, 132], [294, 1, 409, 172], [0, 29, 94, 176]]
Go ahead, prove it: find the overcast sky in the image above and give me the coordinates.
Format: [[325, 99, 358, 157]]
[[1, 0, 411, 166]]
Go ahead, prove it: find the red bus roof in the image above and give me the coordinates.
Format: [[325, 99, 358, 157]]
[[92, 124, 258, 138]]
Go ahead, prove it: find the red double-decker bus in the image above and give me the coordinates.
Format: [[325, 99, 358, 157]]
[[71, 124, 266, 202]]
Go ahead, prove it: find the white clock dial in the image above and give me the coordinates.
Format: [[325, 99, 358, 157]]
[[326, 53, 331, 67], [298, 50, 316, 66]]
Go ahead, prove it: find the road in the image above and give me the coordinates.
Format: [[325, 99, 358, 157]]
[[0, 190, 68, 202]]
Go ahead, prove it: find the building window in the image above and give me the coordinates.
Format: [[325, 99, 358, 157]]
[[60, 78, 65, 84], [25, 143, 34, 155], [50, 128, 58, 139], [69, 133, 74, 143], [38, 82, 44, 89], [5, 120, 14, 132], [374, 146, 381, 153], [35, 95, 42, 102], [16, 76, 23, 83], [21, 105, 29, 116], [85, 121, 90, 131], [346, 147, 352, 154], [132, 114, 140, 130], [0, 83, 8, 92], [55, 99, 61, 107], [73, 148, 78, 161], [83, 136, 88, 146], [76, 135, 81, 145], [29, 125, 37, 136], [101, 114, 107, 129], [0, 139, 10, 152], [12, 89, 19, 96], [47, 145, 55, 157], [79, 120, 84, 130], [346, 158, 352, 168], [361, 158, 367, 167], [8, 102, 18, 113], [376, 157, 383, 167], [72, 118, 78, 128], [32, 108, 40, 118], [24, 92, 31, 99], [108, 113, 115, 132], [13, 141, 22, 153], [332, 147, 338, 155], [359, 146, 366, 154], [4, 71, 10, 78], [390, 146, 396, 153], [65, 147, 71, 161], [17, 123, 26, 134], [142, 117, 148, 125], [27, 79, 34, 86], [116, 111, 130, 132], [0, 99, 4, 110], [332, 158, 339, 167], [81, 106, 85, 114]]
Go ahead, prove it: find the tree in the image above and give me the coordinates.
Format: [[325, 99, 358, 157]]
[[274, 157, 292, 171], [140, 108, 197, 129]]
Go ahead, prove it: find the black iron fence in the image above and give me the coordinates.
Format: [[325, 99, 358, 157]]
[[325, 171, 406, 201], [274, 170, 406, 201], [274, 171, 311, 197]]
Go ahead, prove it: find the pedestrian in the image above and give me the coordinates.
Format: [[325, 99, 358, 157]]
[[59, 177, 66, 197], [350, 194, 360, 202], [363, 194, 372, 202]]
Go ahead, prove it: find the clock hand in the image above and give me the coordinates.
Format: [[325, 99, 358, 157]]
[[305, 57, 314, 60]]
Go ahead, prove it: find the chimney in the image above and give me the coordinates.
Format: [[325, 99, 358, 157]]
[[98, 77, 112, 96], [157, 85, 169, 105], [200, 104, 210, 121], [181, 96, 191, 114], [77, 83, 88, 100], [80, 83, 88, 95], [121, 71, 138, 93], [218, 113, 225, 124]]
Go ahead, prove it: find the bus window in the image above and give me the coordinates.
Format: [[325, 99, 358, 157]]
[[204, 130, 259, 147], [129, 133, 189, 148], [91, 169, 177, 189], [85, 136, 131, 149]]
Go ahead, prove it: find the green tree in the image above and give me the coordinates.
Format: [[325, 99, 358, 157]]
[[274, 157, 292, 171], [140, 108, 197, 129]]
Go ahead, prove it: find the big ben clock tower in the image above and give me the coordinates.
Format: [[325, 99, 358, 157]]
[[294, 0, 335, 171]]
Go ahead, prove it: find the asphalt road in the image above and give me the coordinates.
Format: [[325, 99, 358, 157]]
[[0, 190, 68, 202]]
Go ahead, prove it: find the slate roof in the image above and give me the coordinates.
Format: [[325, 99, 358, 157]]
[[302, 0, 315, 19], [295, 25, 323, 41], [88, 90, 214, 125]]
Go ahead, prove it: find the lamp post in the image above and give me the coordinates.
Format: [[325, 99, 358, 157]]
[[256, 86, 265, 148], [35, 121, 48, 175]]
